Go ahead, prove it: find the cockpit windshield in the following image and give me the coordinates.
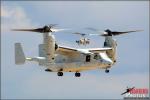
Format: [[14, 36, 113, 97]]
[[94, 53, 101, 60]]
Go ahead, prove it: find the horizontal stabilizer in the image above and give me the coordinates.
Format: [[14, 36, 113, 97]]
[[15, 43, 25, 65]]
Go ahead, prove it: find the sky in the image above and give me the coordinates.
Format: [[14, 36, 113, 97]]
[[1, 1, 149, 99]]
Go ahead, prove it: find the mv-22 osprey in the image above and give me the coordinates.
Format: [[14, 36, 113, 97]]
[[13, 25, 142, 77]]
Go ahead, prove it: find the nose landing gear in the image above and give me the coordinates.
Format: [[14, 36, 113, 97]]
[[105, 69, 109, 73]]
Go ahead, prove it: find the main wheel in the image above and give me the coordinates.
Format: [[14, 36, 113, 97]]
[[57, 72, 63, 76], [75, 72, 81, 77], [105, 69, 109, 73]]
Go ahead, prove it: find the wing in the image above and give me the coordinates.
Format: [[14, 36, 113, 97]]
[[88, 48, 112, 53], [56, 46, 81, 57], [56, 46, 112, 57]]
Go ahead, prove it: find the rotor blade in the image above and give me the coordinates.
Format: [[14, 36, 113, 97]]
[[48, 24, 58, 28], [51, 28, 70, 32], [88, 33, 101, 36], [111, 30, 143, 36], [88, 32, 108, 37], [86, 27, 99, 31], [86, 27, 106, 36], [72, 32, 86, 36], [11, 28, 44, 33], [72, 32, 82, 35]]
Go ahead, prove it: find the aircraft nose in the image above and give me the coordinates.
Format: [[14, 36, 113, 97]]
[[100, 59, 113, 65], [107, 60, 113, 65]]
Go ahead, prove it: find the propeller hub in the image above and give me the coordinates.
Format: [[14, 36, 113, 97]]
[[105, 29, 112, 36], [43, 25, 52, 32]]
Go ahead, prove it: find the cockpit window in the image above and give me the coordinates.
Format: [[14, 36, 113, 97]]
[[94, 54, 101, 60]]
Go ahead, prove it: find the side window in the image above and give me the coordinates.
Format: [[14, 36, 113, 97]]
[[104, 41, 107, 47], [86, 55, 91, 62], [94, 54, 98, 60]]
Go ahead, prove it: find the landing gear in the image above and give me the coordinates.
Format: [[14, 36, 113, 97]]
[[75, 72, 81, 77], [57, 72, 63, 76], [105, 69, 109, 73], [45, 69, 52, 72]]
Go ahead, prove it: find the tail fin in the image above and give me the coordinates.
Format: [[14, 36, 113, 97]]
[[104, 36, 117, 63], [15, 43, 25, 65]]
